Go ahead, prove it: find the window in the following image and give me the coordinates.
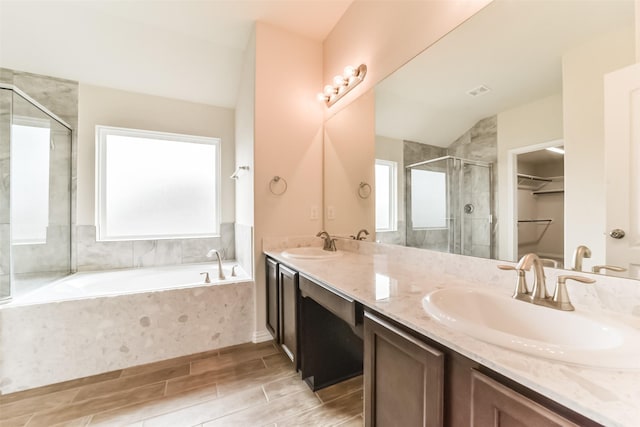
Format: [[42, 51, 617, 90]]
[[375, 159, 397, 232], [96, 126, 220, 241], [11, 119, 51, 244], [411, 169, 447, 228]]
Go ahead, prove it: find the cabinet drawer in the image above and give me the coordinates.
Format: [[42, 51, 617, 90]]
[[299, 275, 358, 327], [471, 370, 580, 427]]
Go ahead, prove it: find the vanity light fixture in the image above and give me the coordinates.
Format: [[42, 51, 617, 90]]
[[317, 64, 367, 107], [546, 147, 565, 155]]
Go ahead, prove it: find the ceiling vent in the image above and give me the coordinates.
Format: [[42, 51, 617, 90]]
[[466, 85, 491, 97]]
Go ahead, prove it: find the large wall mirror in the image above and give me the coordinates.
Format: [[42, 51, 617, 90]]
[[326, 0, 639, 280]]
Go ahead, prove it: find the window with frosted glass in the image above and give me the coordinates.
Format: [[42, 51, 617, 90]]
[[96, 126, 220, 241], [11, 123, 51, 244], [411, 169, 447, 228], [375, 159, 397, 232]]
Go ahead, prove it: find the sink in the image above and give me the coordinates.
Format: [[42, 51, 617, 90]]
[[422, 287, 640, 370], [281, 247, 342, 260]]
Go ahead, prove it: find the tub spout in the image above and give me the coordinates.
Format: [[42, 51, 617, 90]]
[[206, 249, 226, 280]]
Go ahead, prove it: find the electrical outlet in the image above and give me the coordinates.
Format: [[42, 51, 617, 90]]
[[310, 206, 319, 220], [327, 206, 336, 220]]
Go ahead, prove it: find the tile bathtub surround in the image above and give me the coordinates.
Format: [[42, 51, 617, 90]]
[[0, 280, 254, 394], [0, 341, 363, 427], [75, 224, 236, 271], [265, 242, 640, 426]]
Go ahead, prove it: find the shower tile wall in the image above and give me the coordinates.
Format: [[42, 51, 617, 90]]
[[404, 116, 498, 258], [448, 116, 498, 259], [76, 224, 236, 271]]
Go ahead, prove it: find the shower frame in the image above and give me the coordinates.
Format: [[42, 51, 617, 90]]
[[405, 155, 494, 257], [0, 82, 73, 304]]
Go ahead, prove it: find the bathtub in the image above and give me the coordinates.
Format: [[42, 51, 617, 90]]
[[1, 262, 255, 394], [13, 262, 250, 305]]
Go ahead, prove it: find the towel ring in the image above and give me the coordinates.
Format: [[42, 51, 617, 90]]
[[358, 182, 371, 199], [269, 176, 288, 195]]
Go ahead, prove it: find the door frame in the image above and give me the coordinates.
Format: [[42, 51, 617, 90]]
[[506, 139, 564, 262]]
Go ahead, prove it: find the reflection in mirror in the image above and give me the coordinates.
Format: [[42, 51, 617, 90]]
[[372, 0, 637, 279]]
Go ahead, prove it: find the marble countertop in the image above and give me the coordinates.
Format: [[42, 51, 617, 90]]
[[264, 245, 640, 427]]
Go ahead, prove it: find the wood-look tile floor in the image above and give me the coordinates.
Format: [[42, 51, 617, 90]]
[[0, 341, 364, 427]]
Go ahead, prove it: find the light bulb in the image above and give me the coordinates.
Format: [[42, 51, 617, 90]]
[[343, 65, 356, 78], [323, 85, 335, 96], [316, 93, 328, 102], [333, 75, 346, 86]]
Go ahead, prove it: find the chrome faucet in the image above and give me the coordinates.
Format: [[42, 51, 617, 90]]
[[316, 231, 337, 252], [355, 229, 370, 241], [516, 253, 549, 303], [571, 245, 592, 271], [500, 253, 596, 311], [206, 249, 226, 280]]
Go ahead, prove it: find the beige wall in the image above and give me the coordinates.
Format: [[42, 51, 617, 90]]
[[77, 84, 235, 225], [324, 90, 375, 237], [322, 0, 491, 117], [235, 30, 256, 228], [253, 22, 324, 334], [563, 27, 635, 271], [497, 93, 564, 261]]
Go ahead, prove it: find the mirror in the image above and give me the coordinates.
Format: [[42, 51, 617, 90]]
[[326, 0, 639, 279]]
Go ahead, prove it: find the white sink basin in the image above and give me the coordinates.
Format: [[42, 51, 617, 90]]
[[422, 287, 640, 370], [281, 247, 342, 260]]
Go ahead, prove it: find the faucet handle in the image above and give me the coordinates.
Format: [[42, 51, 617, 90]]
[[200, 272, 211, 284], [498, 265, 529, 300], [552, 275, 596, 311], [231, 264, 239, 277], [591, 265, 627, 274]]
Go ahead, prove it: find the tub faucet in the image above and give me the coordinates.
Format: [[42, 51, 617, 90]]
[[571, 245, 592, 271], [355, 229, 370, 241], [316, 231, 337, 252], [206, 249, 226, 280]]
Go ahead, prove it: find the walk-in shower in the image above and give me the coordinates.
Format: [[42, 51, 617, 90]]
[[406, 155, 493, 258], [0, 83, 73, 303]]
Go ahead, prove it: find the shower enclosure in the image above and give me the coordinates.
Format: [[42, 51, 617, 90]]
[[0, 83, 72, 303], [406, 155, 493, 258]]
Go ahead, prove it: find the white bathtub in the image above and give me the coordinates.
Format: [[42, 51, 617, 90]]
[[13, 262, 250, 305]]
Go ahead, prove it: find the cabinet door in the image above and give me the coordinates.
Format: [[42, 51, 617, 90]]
[[471, 370, 579, 427], [265, 257, 279, 340], [364, 312, 444, 427], [279, 264, 299, 368]]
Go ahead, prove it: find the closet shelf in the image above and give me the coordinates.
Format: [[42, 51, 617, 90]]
[[532, 189, 564, 195], [517, 173, 552, 190]]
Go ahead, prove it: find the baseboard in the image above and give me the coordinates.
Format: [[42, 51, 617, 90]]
[[252, 329, 274, 343]]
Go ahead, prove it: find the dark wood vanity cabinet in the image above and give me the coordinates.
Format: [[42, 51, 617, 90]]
[[265, 258, 299, 368], [364, 310, 601, 427], [278, 264, 299, 368], [470, 370, 582, 427], [266, 257, 602, 427], [364, 312, 444, 427], [265, 258, 279, 339]]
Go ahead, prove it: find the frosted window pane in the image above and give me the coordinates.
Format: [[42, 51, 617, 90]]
[[11, 124, 50, 244], [411, 169, 447, 228], [100, 132, 218, 240], [375, 163, 391, 230]]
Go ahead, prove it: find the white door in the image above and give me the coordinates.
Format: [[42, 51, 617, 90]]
[[604, 63, 640, 279]]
